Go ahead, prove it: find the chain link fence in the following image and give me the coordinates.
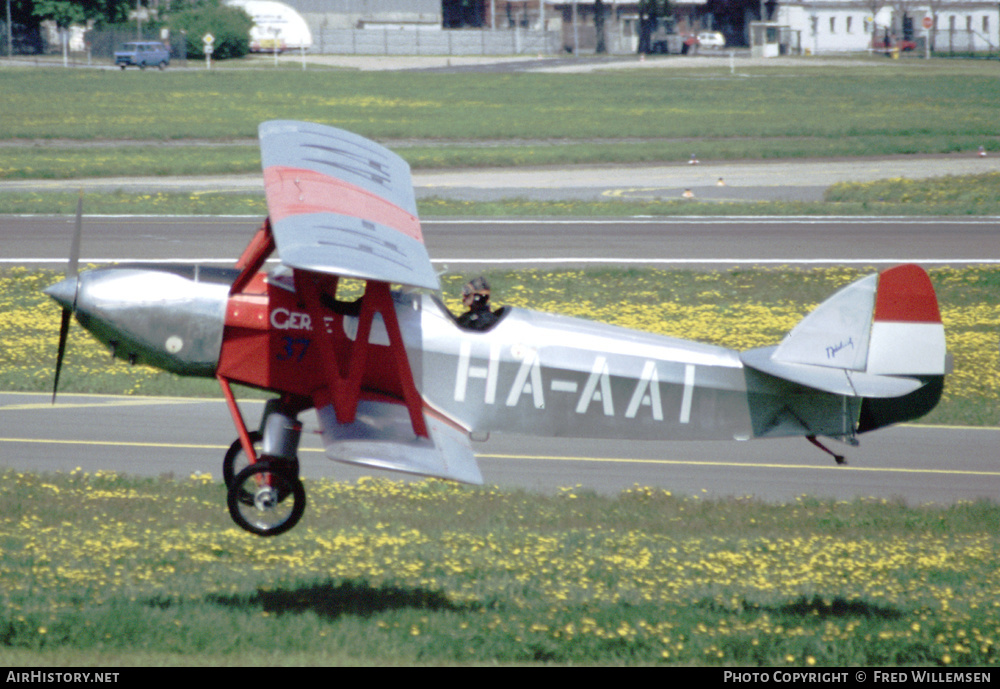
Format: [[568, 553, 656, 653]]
[[1, 26, 189, 65], [313, 28, 559, 56], [0, 23, 44, 55], [929, 28, 996, 56]]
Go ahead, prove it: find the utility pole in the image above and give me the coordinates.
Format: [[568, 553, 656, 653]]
[[6, 0, 13, 58]]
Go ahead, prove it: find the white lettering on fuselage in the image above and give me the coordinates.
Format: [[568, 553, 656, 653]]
[[576, 356, 615, 416], [506, 347, 545, 409], [454, 341, 500, 404], [625, 359, 663, 420], [454, 345, 696, 423], [270, 308, 313, 331]]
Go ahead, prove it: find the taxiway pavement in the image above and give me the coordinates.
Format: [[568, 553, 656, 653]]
[[2, 392, 996, 504]]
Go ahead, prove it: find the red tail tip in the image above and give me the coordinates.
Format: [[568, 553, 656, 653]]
[[874, 264, 941, 323]]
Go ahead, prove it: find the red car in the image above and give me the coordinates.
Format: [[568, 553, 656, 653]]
[[873, 37, 917, 52]]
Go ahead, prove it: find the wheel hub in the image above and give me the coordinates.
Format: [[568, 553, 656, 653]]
[[254, 487, 279, 511]]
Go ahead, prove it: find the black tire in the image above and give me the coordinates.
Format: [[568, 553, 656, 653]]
[[227, 461, 306, 537], [223, 431, 263, 489], [158, 61, 167, 70]]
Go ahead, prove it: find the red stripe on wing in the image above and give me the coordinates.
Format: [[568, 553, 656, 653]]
[[263, 165, 423, 242]]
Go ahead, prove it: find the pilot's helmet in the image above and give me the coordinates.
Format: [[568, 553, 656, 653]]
[[462, 276, 491, 308]]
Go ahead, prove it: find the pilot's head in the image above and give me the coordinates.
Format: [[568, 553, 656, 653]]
[[462, 276, 491, 311]]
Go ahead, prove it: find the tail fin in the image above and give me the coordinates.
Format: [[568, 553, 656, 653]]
[[857, 264, 947, 431], [771, 264, 946, 377], [741, 264, 946, 431]]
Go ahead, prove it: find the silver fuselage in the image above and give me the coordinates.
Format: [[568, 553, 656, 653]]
[[397, 293, 852, 442], [49, 266, 855, 443]]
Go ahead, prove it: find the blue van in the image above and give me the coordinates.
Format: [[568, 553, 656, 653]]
[[115, 41, 170, 70]]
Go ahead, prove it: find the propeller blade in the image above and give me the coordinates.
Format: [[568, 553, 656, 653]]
[[52, 307, 73, 404], [51, 192, 84, 405]]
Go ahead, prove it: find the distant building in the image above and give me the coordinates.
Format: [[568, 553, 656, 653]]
[[276, 0, 443, 29], [775, 0, 999, 54], [241, 1, 1000, 55]]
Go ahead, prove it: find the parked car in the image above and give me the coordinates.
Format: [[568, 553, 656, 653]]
[[872, 36, 917, 52], [114, 41, 170, 70], [697, 31, 726, 49], [650, 33, 699, 54]]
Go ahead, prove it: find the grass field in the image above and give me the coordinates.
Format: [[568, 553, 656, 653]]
[[2, 62, 999, 215], [1, 61, 998, 173], [1, 470, 998, 666]]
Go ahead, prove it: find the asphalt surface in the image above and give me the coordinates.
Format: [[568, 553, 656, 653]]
[[4, 216, 998, 270], [4, 153, 1000, 204], [3, 392, 997, 504]]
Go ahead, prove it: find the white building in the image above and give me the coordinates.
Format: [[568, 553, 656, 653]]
[[774, 0, 999, 54]]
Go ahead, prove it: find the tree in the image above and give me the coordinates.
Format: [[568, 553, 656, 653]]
[[637, 0, 671, 54], [32, 1, 133, 28], [594, 0, 606, 54], [32, 0, 90, 28], [861, 0, 888, 47], [170, 0, 252, 60]]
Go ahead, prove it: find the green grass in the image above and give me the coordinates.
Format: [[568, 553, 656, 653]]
[[0, 144, 258, 180], [1, 470, 998, 665], [3, 61, 999, 216], [1, 62, 998, 171]]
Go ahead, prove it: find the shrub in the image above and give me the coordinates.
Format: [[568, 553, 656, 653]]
[[169, 0, 253, 60]]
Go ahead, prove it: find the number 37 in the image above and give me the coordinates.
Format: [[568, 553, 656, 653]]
[[277, 336, 310, 362]]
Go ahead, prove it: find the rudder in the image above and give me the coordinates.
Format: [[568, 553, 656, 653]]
[[866, 264, 946, 376], [858, 264, 947, 432]]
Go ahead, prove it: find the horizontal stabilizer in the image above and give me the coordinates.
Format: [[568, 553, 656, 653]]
[[741, 347, 924, 398], [259, 120, 439, 291], [316, 400, 483, 485]]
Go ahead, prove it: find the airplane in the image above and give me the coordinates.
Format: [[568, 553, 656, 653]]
[[44, 120, 949, 536]]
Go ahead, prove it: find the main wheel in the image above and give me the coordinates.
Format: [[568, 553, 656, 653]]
[[227, 461, 306, 537]]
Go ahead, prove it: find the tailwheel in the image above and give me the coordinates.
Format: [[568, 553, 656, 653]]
[[227, 460, 306, 537], [807, 435, 847, 465]]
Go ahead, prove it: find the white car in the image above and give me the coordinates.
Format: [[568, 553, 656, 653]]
[[697, 32, 726, 49]]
